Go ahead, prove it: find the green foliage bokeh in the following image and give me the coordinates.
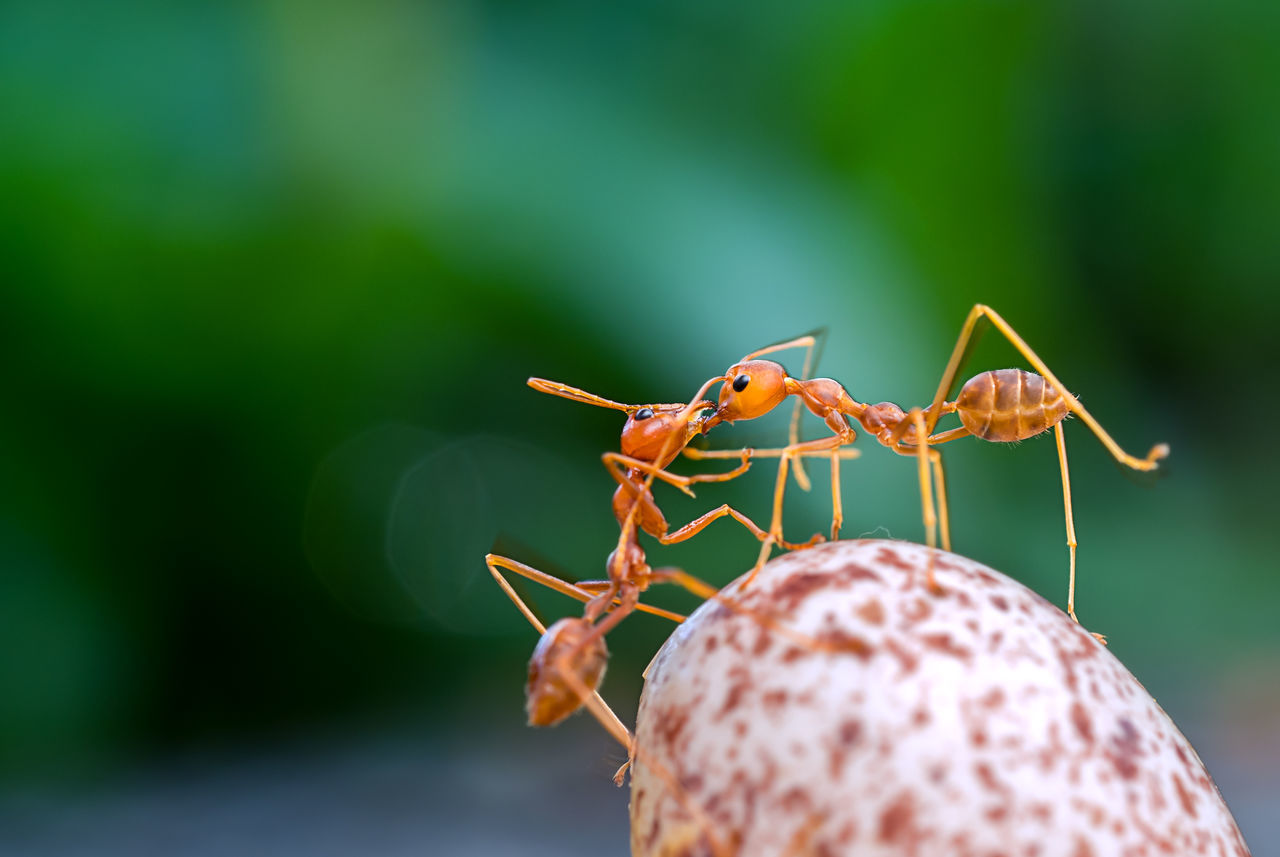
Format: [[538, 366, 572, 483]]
[[1, 0, 1276, 801]]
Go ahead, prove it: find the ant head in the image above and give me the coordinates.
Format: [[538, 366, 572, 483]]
[[527, 376, 716, 465], [709, 360, 791, 426], [525, 617, 609, 727], [621, 401, 715, 464]]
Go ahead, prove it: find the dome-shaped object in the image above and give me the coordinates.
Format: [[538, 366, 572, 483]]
[[631, 540, 1249, 857]]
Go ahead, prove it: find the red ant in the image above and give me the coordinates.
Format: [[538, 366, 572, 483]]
[[694, 304, 1168, 633], [486, 373, 854, 759]]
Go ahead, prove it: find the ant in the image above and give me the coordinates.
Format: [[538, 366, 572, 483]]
[[695, 304, 1169, 632], [486, 372, 855, 762]]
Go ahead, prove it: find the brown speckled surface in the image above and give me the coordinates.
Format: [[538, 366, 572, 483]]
[[630, 540, 1250, 857]]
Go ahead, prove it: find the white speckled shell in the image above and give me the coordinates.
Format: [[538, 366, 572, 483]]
[[630, 540, 1249, 857]]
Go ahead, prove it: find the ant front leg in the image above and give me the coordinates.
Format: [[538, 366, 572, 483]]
[[828, 448, 843, 540], [924, 304, 1169, 471], [682, 445, 859, 555], [879, 412, 944, 595], [748, 432, 852, 585], [684, 448, 755, 486], [1054, 423, 1104, 643], [883, 409, 941, 553], [603, 452, 700, 498]]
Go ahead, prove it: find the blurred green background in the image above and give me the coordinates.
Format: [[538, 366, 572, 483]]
[[2, 0, 1277, 853]]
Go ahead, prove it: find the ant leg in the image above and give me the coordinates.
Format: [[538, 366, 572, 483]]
[[741, 331, 824, 493], [909, 411, 945, 595], [829, 449, 843, 540], [883, 411, 939, 552], [747, 452, 793, 585], [486, 556, 633, 749], [683, 446, 858, 554], [749, 534, 777, 588], [741, 334, 819, 363], [922, 426, 971, 446], [1055, 423, 1103, 644], [486, 555, 685, 623], [931, 448, 951, 552], [770, 437, 848, 536], [890, 423, 955, 551], [641, 571, 718, 609], [659, 505, 823, 552], [768, 434, 854, 535], [583, 586, 641, 641], [899, 414, 952, 554], [925, 305, 1169, 470], [685, 449, 754, 486], [486, 554, 603, 620], [922, 304, 990, 434], [540, 588, 646, 748], [734, 434, 851, 586], [604, 447, 754, 499], [604, 452, 698, 498], [881, 412, 947, 592], [683, 447, 860, 461], [790, 335, 819, 493], [910, 410, 938, 552], [580, 580, 690, 623]]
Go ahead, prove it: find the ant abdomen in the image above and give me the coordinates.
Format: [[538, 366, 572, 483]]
[[956, 369, 1071, 443], [525, 617, 609, 728]]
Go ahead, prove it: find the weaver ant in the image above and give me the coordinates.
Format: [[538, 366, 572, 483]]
[[486, 372, 855, 760], [693, 304, 1169, 632]]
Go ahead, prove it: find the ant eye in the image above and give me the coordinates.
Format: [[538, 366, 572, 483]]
[[732, 374, 750, 393], [634, 407, 654, 421]]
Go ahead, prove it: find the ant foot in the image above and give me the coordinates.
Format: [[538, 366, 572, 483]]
[[778, 537, 819, 551], [1068, 610, 1108, 645]]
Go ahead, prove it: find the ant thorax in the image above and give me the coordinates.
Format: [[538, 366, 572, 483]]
[[858, 401, 907, 434]]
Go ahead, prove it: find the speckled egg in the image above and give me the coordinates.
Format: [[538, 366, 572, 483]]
[[630, 540, 1250, 857]]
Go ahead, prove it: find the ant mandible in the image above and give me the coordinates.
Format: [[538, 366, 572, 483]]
[[695, 304, 1169, 632], [486, 373, 854, 762]]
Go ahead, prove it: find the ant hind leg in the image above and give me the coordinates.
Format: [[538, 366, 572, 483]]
[[1054, 424, 1104, 644], [925, 305, 1168, 471]]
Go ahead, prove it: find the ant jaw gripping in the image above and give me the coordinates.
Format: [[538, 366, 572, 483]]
[[525, 617, 610, 727], [619, 404, 711, 463], [621, 401, 716, 462]]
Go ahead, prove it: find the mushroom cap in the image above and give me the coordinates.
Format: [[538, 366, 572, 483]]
[[630, 540, 1249, 857]]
